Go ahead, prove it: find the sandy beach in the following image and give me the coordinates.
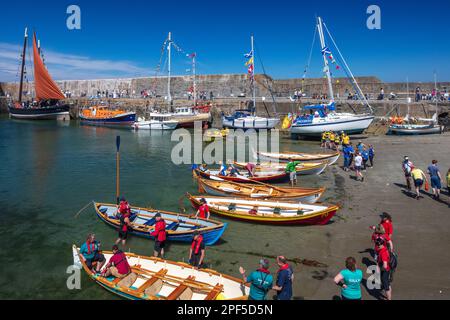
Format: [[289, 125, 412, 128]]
[[284, 132, 450, 300]]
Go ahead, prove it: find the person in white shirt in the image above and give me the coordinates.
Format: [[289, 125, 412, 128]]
[[354, 152, 364, 182]]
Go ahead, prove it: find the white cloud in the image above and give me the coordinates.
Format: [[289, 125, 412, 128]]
[[0, 42, 151, 82]]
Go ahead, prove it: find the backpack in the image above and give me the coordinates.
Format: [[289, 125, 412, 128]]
[[389, 251, 398, 271]]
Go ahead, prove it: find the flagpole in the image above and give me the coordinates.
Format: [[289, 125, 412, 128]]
[[167, 32, 172, 106], [251, 34, 256, 115], [317, 17, 334, 102], [193, 53, 197, 107]]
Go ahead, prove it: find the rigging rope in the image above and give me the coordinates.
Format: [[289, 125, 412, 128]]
[[254, 40, 278, 116], [302, 23, 318, 92]]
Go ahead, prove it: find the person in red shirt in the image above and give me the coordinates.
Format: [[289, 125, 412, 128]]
[[371, 224, 394, 253], [246, 163, 256, 177], [101, 245, 131, 279], [194, 198, 210, 220], [380, 212, 393, 239], [150, 213, 166, 258], [375, 238, 392, 300], [189, 231, 205, 268], [116, 198, 132, 247]]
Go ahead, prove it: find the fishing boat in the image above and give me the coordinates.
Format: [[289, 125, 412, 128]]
[[72, 245, 249, 300], [194, 168, 289, 183], [8, 28, 70, 120], [255, 150, 340, 165], [233, 161, 328, 176], [133, 113, 178, 130], [94, 202, 227, 245], [388, 75, 443, 135], [289, 17, 374, 137], [221, 35, 279, 130], [187, 194, 339, 225], [197, 177, 325, 203], [79, 105, 136, 127]]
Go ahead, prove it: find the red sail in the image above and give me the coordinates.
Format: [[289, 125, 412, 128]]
[[32, 33, 65, 101]]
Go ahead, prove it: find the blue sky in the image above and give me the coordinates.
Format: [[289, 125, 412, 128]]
[[0, 0, 449, 82]]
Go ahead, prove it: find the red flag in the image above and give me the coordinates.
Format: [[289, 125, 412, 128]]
[[247, 64, 254, 74]]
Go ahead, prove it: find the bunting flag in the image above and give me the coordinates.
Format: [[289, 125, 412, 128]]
[[244, 50, 253, 59], [322, 47, 341, 72], [187, 52, 196, 59], [245, 56, 254, 66], [247, 64, 254, 75]]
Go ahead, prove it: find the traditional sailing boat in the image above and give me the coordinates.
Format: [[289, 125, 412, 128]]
[[290, 17, 374, 136], [221, 35, 280, 130], [8, 28, 70, 120]]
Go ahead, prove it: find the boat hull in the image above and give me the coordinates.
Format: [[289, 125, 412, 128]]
[[80, 112, 136, 126], [222, 116, 280, 129], [188, 195, 338, 225], [195, 168, 289, 183], [255, 151, 340, 165], [290, 115, 374, 136], [388, 124, 442, 135], [133, 121, 178, 130], [94, 203, 226, 245], [8, 104, 70, 120], [233, 161, 328, 176]]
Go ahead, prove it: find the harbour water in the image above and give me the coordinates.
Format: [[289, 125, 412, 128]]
[[0, 116, 335, 299]]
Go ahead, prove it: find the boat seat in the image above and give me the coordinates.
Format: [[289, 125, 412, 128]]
[[144, 217, 156, 226], [117, 272, 138, 288], [204, 284, 224, 300], [99, 208, 108, 214], [136, 269, 168, 294], [166, 222, 179, 231], [166, 276, 195, 300]]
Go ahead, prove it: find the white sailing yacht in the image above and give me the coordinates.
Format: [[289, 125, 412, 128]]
[[221, 35, 280, 130], [290, 17, 374, 137]]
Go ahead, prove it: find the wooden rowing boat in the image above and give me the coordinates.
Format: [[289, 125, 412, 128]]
[[187, 193, 339, 225], [255, 150, 340, 165], [72, 245, 249, 300], [94, 202, 227, 246], [197, 176, 325, 203], [233, 161, 328, 176], [194, 168, 289, 183]]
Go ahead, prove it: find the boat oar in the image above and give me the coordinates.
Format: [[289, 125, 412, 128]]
[[74, 201, 94, 219]]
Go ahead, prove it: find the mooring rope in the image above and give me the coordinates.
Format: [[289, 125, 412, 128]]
[[74, 200, 94, 219]]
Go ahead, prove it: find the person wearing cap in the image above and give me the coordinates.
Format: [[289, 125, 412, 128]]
[[333, 257, 363, 300], [239, 259, 274, 300], [375, 238, 392, 300], [101, 245, 131, 279], [272, 256, 294, 300], [189, 231, 205, 268], [194, 198, 210, 220], [80, 233, 105, 274], [402, 156, 414, 190], [150, 213, 166, 258]]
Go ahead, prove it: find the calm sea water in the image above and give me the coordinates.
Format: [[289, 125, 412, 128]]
[[0, 116, 331, 299]]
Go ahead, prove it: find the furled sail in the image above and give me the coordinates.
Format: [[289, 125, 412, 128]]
[[32, 33, 65, 101]]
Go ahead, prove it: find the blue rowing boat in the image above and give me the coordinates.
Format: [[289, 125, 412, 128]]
[[94, 202, 227, 245]]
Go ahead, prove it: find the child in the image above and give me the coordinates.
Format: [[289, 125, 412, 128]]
[[368, 145, 375, 168]]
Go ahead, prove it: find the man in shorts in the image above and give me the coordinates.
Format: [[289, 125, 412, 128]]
[[285, 158, 300, 187], [375, 238, 392, 300], [80, 233, 106, 273], [150, 213, 166, 258]]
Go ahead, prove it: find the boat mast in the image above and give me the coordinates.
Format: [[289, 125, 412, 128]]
[[406, 76, 410, 116], [317, 17, 334, 102], [167, 32, 172, 105], [193, 53, 196, 107], [434, 71, 438, 117], [251, 34, 256, 115], [18, 27, 28, 103]]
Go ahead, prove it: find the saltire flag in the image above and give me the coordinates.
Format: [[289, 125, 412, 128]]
[[244, 50, 253, 58], [321, 47, 331, 55], [245, 56, 254, 66]]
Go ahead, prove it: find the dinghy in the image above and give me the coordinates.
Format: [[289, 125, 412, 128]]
[[72, 245, 249, 300], [187, 194, 339, 225], [255, 150, 340, 165], [194, 168, 289, 183], [388, 123, 442, 135], [197, 177, 325, 203], [233, 161, 328, 175], [94, 202, 227, 245]]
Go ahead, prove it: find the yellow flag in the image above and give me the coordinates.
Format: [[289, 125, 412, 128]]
[[245, 57, 254, 66]]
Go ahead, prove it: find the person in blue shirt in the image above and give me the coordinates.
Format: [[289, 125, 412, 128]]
[[239, 259, 274, 300], [272, 256, 294, 300], [427, 160, 442, 200], [361, 147, 370, 170], [343, 145, 351, 172], [80, 233, 105, 273], [368, 145, 375, 167], [334, 257, 363, 300], [218, 161, 226, 176], [356, 141, 365, 153]]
